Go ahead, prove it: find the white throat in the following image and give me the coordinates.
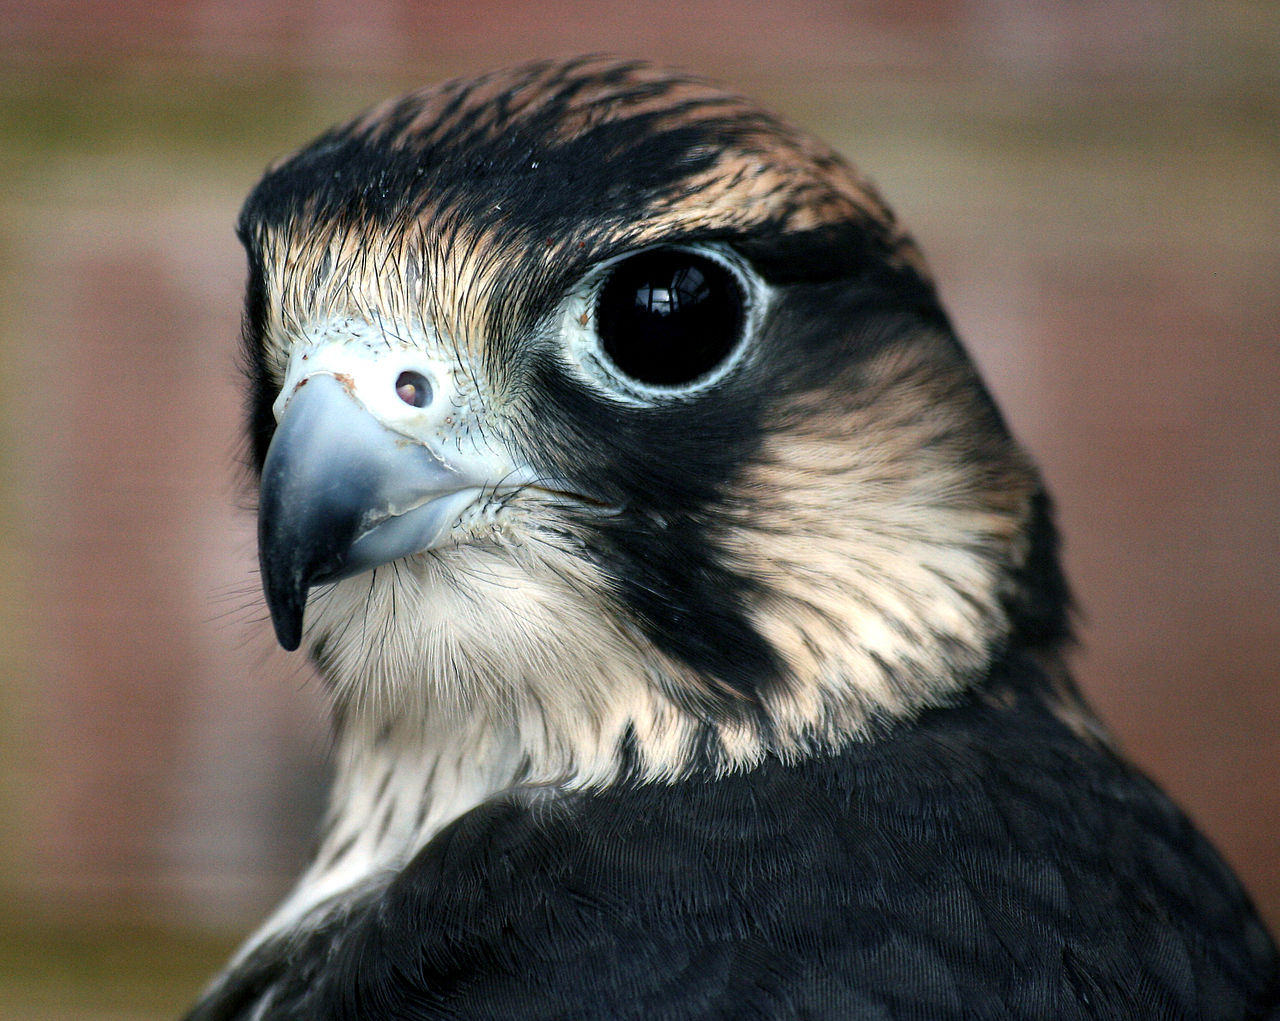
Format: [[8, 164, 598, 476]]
[[235, 713, 531, 960]]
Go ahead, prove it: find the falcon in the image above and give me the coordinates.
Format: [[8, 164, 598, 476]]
[[186, 57, 1278, 1019]]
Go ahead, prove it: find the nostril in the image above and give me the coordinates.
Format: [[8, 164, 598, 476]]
[[395, 370, 432, 408]]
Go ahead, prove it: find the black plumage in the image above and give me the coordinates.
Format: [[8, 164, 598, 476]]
[[189, 660, 1277, 1020], [188, 57, 1279, 1019]]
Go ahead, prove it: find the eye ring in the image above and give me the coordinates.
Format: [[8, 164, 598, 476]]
[[561, 244, 763, 402]]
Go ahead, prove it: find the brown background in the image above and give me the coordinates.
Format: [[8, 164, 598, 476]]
[[0, 2, 1276, 1018]]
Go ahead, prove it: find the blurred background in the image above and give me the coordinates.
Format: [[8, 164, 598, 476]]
[[0, 1, 1276, 1017]]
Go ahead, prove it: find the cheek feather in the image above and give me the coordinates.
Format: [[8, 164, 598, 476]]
[[722, 338, 1036, 734]]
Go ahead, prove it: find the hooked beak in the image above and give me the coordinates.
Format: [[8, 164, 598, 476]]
[[258, 372, 495, 651]]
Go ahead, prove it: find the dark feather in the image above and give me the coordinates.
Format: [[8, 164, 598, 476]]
[[188, 655, 1278, 1020]]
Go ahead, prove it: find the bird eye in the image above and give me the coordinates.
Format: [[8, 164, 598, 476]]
[[594, 249, 747, 388]]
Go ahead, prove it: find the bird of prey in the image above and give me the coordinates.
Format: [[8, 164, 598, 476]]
[[186, 57, 1278, 1019]]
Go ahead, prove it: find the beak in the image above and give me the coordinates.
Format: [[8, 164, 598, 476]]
[[258, 371, 498, 651]]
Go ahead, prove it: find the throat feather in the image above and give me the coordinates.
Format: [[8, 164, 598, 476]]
[[239, 715, 531, 955]]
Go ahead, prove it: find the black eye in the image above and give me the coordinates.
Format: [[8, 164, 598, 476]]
[[595, 249, 746, 387]]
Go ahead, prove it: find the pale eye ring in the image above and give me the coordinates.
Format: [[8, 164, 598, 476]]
[[560, 243, 765, 404], [595, 249, 746, 387]]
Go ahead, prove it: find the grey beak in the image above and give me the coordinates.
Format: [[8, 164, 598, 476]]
[[258, 374, 476, 650]]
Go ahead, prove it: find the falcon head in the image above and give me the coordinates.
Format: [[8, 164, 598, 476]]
[[239, 56, 1065, 782]]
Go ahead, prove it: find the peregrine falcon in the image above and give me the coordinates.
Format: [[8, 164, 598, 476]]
[[185, 57, 1279, 1019]]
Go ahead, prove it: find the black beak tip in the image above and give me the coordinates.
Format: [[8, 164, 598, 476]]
[[263, 570, 307, 652], [271, 604, 304, 652]]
